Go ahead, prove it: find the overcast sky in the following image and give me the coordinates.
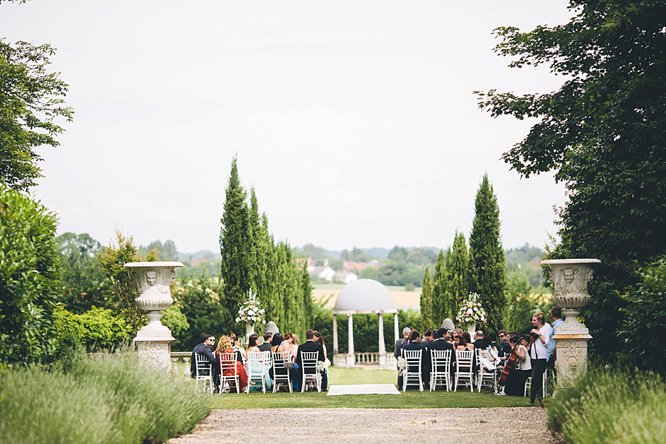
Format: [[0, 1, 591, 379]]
[[2, 1, 573, 253]]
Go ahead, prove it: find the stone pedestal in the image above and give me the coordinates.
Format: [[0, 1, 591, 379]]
[[124, 261, 183, 372], [541, 258, 600, 385]]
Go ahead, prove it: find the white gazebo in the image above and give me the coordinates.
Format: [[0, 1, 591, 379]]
[[332, 279, 398, 369]]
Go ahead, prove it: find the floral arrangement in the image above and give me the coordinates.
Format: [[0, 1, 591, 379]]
[[235, 291, 266, 325], [316, 360, 331, 372], [455, 293, 487, 326], [397, 356, 407, 371]]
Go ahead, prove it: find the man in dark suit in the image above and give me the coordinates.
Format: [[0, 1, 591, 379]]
[[190, 332, 219, 389], [403, 330, 430, 389], [295, 329, 325, 391], [259, 332, 272, 352], [473, 331, 484, 350], [429, 328, 454, 351]]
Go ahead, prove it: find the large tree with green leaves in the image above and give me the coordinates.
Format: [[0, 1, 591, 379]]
[[0, 39, 73, 191], [431, 250, 449, 325], [219, 157, 252, 336], [446, 231, 469, 315], [468, 174, 506, 333], [476, 1, 666, 362]]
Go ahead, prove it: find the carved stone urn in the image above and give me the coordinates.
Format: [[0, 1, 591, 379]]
[[541, 258, 600, 384], [124, 261, 183, 371]]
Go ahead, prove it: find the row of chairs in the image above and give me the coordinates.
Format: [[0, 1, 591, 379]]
[[402, 348, 547, 396], [194, 350, 322, 394]]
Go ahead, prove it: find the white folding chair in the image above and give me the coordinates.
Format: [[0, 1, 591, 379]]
[[219, 352, 240, 394], [525, 371, 548, 397], [272, 351, 293, 393], [300, 351, 322, 393], [454, 350, 474, 392], [246, 351, 270, 394], [402, 349, 424, 392], [476, 349, 498, 393], [194, 353, 214, 394], [430, 349, 452, 391]]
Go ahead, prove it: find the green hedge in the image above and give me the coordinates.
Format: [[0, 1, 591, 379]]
[[548, 367, 665, 443], [0, 352, 210, 443], [53, 305, 134, 352]]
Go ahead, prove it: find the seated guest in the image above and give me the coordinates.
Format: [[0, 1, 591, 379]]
[[497, 330, 511, 357], [271, 333, 284, 354], [215, 335, 248, 392], [473, 331, 484, 350], [454, 335, 468, 351], [422, 329, 435, 346], [313, 330, 329, 391], [429, 328, 455, 372], [190, 332, 218, 380], [295, 329, 325, 391], [462, 332, 474, 350], [403, 330, 429, 389], [247, 333, 260, 352], [230, 333, 247, 362], [259, 332, 273, 352]]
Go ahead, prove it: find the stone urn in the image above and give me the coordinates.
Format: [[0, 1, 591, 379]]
[[124, 261, 183, 371], [541, 258, 600, 384]]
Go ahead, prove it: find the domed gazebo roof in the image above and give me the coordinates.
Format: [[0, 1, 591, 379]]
[[333, 279, 397, 314]]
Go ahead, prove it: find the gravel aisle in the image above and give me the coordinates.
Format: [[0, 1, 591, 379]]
[[170, 407, 554, 444]]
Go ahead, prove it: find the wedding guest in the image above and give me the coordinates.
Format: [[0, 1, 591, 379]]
[[529, 312, 552, 406], [403, 330, 429, 389], [313, 330, 329, 391], [473, 331, 484, 350], [295, 330, 325, 391], [547, 307, 563, 369], [504, 335, 531, 396], [462, 332, 475, 350], [190, 332, 218, 379], [247, 333, 260, 352], [454, 335, 468, 351], [271, 333, 284, 354], [422, 329, 435, 346], [259, 332, 273, 352], [215, 335, 248, 392]]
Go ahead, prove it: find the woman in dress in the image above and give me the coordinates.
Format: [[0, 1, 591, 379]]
[[215, 335, 248, 393], [504, 335, 531, 396], [246, 333, 272, 391]]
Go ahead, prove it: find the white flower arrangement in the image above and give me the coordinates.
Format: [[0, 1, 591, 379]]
[[455, 293, 487, 326], [316, 360, 331, 372], [397, 356, 407, 371], [235, 290, 266, 325]]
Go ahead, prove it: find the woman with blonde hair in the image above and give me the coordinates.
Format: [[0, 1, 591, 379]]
[[215, 335, 248, 392]]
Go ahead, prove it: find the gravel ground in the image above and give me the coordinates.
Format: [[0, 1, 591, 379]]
[[170, 407, 555, 444]]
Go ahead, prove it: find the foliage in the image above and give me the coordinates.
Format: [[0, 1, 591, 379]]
[[341, 246, 374, 262], [431, 250, 448, 324], [219, 156, 252, 336], [0, 39, 73, 191], [502, 269, 553, 333], [56, 232, 109, 312], [618, 256, 666, 375], [53, 305, 133, 352], [477, 0, 666, 366], [160, 304, 189, 342], [96, 231, 156, 332], [505, 244, 545, 288], [171, 274, 226, 351], [547, 367, 666, 443], [0, 352, 210, 443], [447, 231, 469, 318], [419, 268, 434, 331], [468, 174, 506, 333], [0, 185, 60, 364], [139, 239, 178, 261]]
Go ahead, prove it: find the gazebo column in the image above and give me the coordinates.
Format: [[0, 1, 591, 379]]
[[347, 313, 355, 367], [394, 312, 399, 344], [332, 313, 339, 354], [378, 311, 387, 368]]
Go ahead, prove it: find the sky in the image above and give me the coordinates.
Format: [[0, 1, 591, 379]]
[[2, 0, 573, 253]]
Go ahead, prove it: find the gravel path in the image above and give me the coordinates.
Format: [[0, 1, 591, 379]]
[[170, 407, 554, 444]]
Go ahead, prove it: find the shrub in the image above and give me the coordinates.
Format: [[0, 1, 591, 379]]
[[0, 185, 61, 364], [53, 305, 133, 353], [548, 367, 666, 443], [0, 351, 210, 444], [619, 255, 666, 375]]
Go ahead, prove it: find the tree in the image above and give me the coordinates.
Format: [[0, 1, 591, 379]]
[[419, 268, 434, 331], [0, 185, 61, 364], [476, 0, 666, 362], [219, 157, 252, 336], [56, 232, 109, 312], [141, 239, 178, 261], [0, 40, 73, 191], [431, 250, 448, 324], [468, 174, 506, 333], [447, 231, 469, 315]]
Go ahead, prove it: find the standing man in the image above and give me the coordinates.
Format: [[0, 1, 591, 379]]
[[547, 307, 563, 369]]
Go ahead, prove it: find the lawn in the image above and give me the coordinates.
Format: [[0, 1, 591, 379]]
[[207, 367, 531, 409]]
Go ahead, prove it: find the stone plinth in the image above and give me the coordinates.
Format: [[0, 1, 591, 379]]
[[541, 258, 600, 385], [124, 261, 183, 372]]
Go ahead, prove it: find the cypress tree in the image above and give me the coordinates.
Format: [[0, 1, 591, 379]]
[[468, 174, 506, 333], [432, 250, 449, 325], [420, 268, 434, 331], [219, 157, 252, 335], [447, 231, 469, 316]]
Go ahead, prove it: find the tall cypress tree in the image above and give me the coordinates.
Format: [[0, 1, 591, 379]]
[[420, 268, 434, 331], [468, 174, 506, 333], [219, 157, 252, 335], [432, 250, 450, 325], [447, 231, 469, 317]]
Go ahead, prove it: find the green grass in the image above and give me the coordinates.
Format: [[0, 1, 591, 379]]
[[208, 367, 530, 409]]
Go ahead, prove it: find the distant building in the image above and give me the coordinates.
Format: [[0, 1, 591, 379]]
[[343, 261, 368, 272], [366, 259, 380, 268], [307, 258, 330, 272], [310, 266, 336, 282], [335, 270, 359, 284]]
